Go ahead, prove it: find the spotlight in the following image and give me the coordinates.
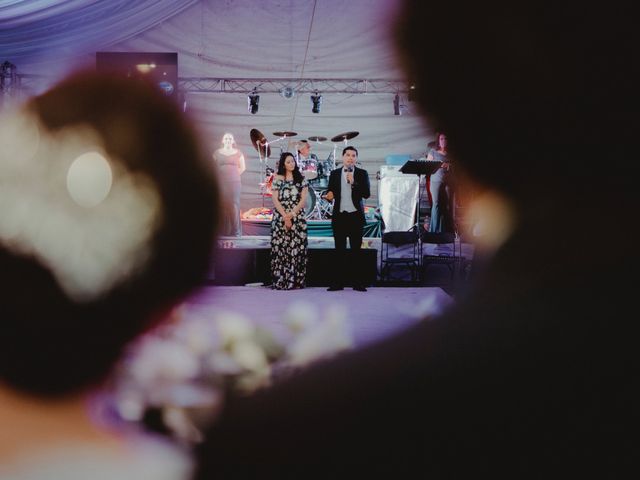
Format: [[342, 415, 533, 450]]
[[408, 82, 417, 102], [1, 60, 16, 76], [248, 89, 260, 114], [393, 93, 401, 116], [1, 61, 17, 88], [311, 92, 322, 114]]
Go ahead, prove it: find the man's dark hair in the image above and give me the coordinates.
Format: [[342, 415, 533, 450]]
[[342, 146, 358, 157]]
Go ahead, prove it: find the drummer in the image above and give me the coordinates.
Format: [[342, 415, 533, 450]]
[[296, 140, 318, 169]]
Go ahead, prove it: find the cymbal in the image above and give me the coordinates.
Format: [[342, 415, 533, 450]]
[[331, 131, 359, 142], [307, 136, 327, 142], [250, 128, 271, 158], [273, 131, 297, 138]]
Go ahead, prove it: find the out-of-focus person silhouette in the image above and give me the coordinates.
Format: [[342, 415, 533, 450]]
[[212, 133, 245, 237], [0, 71, 217, 479], [194, 1, 636, 478]]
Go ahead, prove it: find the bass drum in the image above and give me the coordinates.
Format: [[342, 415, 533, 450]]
[[309, 160, 329, 189], [304, 187, 317, 219], [309, 176, 328, 190], [317, 190, 333, 219]]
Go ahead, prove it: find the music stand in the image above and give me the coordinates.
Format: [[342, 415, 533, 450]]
[[400, 160, 441, 233]]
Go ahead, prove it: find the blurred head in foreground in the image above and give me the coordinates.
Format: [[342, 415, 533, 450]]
[[396, 0, 634, 231], [0, 71, 218, 398]]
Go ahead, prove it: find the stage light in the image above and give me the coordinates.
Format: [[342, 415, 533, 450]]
[[408, 82, 416, 102], [248, 89, 260, 114], [393, 93, 401, 115], [1, 61, 18, 108], [1, 60, 16, 76], [1, 61, 17, 87], [310, 92, 322, 114]]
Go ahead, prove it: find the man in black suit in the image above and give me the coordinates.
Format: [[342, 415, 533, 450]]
[[195, 1, 636, 477], [323, 146, 370, 291]]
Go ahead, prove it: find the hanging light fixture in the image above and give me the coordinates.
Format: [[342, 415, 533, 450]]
[[310, 92, 322, 114], [1, 61, 17, 92], [408, 82, 417, 102], [248, 89, 260, 114]]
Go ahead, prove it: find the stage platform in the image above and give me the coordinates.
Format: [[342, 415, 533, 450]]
[[212, 208, 475, 290], [210, 233, 475, 291], [240, 218, 382, 238], [211, 235, 378, 287], [215, 235, 377, 250]]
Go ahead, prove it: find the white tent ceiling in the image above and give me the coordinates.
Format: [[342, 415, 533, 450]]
[[2, 0, 435, 209]]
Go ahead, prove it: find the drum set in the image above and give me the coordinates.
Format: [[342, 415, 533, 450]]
[[251, 129, 360, 220]]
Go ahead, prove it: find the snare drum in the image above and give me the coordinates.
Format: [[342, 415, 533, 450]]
[[310, 173, 329, 189], [301, 159, 318, 180]]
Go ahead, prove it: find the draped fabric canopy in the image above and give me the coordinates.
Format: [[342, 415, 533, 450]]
[[1, 0, 434, 210], [0, 1, 199, 61]]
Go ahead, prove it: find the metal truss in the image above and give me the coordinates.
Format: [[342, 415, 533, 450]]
[[178, 78, 409, 94], [10, 75, 410, 95]]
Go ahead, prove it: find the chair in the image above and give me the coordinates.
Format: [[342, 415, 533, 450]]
[[420, 231, 461, 284], [380, 230, 420, 282]]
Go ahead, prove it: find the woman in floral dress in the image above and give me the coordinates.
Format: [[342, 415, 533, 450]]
[[270, 152, 309, 289]]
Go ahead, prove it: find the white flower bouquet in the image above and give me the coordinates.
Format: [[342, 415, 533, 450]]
[[110, 301, 353, 445]]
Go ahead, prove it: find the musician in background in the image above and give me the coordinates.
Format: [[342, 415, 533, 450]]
[[212, 133, 246, 236], [295, 139, 317, 173], [426, 130, 441, 153], [296, 140, 316, 164], [425, 132, 453, 233]]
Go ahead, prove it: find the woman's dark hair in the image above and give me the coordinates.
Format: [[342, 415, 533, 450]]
[[435, 133, 447, 153], [277, 152, 304, 184], [0, 71, 219, 398]]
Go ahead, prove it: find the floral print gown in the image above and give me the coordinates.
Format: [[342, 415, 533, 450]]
[[270, 178, 308, 289]]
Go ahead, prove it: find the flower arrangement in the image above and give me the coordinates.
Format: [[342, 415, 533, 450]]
[[242, 207, 273, 220], [110, 301, 353, 444]]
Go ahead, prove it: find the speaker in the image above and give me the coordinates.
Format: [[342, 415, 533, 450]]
[[96, 52, 178, 102]]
